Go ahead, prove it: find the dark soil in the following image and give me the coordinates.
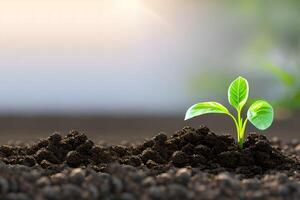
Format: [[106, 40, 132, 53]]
[[0, 126, 297, 176], [0, 126, 299, 200]]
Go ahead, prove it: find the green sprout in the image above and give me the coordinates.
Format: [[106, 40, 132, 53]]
[[185, 76, 274, 149]]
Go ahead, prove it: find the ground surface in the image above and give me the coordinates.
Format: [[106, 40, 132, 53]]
[[0, 126, 299, 200], [0, 114, 298, 144]]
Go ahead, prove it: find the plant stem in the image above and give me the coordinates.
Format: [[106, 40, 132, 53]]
[[236, 109, 242, 149], [228, 110, 247, 149], [228, 112, 243, 149], [241, 119, 248, 145]]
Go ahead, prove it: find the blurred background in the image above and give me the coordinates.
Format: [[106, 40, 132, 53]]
[[0, 0, 299, 143]]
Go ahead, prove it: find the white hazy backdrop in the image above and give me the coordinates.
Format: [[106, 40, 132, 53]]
[[0, 0, 283, 114]]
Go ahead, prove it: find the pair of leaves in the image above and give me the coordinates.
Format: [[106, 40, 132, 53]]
[[185, 76, 274, 130]]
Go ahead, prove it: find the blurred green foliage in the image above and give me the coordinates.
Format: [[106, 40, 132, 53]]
[[235, 0, 300, 110], [190, 1, 300, 111], [263, 62, 300, 109]]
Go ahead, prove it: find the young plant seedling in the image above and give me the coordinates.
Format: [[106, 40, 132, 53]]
[[185, 76, 274, 149]]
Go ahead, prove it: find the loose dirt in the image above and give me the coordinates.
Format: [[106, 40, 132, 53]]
[[0, 126, 299, 199]]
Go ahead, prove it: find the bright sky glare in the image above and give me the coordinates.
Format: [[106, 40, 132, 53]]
[[0, 1, 241, 114]]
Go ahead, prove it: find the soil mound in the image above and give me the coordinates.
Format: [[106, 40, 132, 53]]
[[0, 126, 297, 176]]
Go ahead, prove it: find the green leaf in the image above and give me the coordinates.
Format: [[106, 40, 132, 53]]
[[185, 102, 229, 120], [247, 100, 274, 130], [228, 76, 249, 110]]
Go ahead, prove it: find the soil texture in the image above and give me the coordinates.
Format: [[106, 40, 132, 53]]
[[0, 126, 299, 200]]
